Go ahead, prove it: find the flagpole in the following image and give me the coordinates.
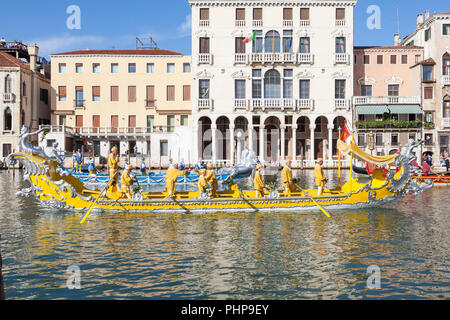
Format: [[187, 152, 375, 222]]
[[338, 127, 341, 188]]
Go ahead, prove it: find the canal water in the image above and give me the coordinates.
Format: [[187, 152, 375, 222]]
[[0, 169, 448, 299]]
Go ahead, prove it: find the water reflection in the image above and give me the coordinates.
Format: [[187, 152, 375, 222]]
[[0, 170, 449, 299]]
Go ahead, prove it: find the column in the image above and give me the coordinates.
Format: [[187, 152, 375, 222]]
[[248, 124, 254, 152], [328, 124, 334, 166], [229, 124, 235, 165], [280, 125, 286, 162], [192, 125, 199, 165], [259, 125, 265, 163], [292, 124, 297, 166], [310, 124, 315, 166], [211, 124, 217, 164]]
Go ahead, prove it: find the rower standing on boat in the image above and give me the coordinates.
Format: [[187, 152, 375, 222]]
[[254, 164, 270, 198], [206, 163, 218, 198], [282, 160, 298, 194], [314, 158, 327, 196], [73, 149, 83, 173], [120, 165, 135, 199], [165, 163, 189, 198], [108, 146, 120, 192], [87, 157, 96, 175], [198, 169, 208, 195], [140, 157, 147, 175]]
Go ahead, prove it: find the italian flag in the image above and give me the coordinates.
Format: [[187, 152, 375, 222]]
[[243, 31, 257, 44]]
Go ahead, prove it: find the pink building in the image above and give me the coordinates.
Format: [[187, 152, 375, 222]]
[[353, 43, 424, 156]]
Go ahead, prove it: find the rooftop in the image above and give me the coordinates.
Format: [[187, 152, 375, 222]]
[[0, 51, 30, 70], [51, 49, 184, 56]]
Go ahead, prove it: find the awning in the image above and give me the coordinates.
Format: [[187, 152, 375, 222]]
[[387, 105, 422, 114], [356, 105, 389, 115]]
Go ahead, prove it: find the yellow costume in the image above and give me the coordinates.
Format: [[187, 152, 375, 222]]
[[254, 170, 268, 198], [120, 170, 134, 199], [165, 168, 187, 197], [107, 153, 120, 192], [205, 169, 218, 197], [198, 174, 208, 194], [282, 166, 297, 194], [314, 162, 326, 195]]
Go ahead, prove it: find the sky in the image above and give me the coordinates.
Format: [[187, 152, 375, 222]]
[[0, 0, 449, 58]]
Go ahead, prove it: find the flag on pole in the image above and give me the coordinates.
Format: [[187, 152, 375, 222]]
[[243, 31, 257, 44], [340, 122, 352, 143]]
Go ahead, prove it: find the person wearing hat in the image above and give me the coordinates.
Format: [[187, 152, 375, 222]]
[[108, 146, 120, 192], [120, 164, 135, 199], [282, 159, 298, 195], [205, 163, 219, 198], [165, 163, 189, 198], [314, 158, 327, 196], [197, 169, 208, 195], [254, 164, 270, 198]]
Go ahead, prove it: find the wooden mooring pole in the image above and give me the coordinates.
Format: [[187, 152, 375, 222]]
[[0, 236, 5, 300]]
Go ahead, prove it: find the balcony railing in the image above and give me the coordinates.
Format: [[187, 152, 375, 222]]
[[442, 118, 450, 128], [353, 96, 421, 105], [334, 99, 350, 111], [442, 75, 450, 86], [250, 99, 295, 111], [198, 54, 212, 65], [249, 52, 296, 64], [283, 20, 293, 27], [199, 20, 209, 27], [296, 99, 314, 111], [197, 99, 213, 111], [355, 120, 424, 129], [2, 92, 15, 103], [234, 99, 248, 110], [299, 20, 310, 27], [336, 20, 346, 26], [297, 53, 314, 64], [74, 99, 85, 108], [333, 53, 350, 65], [234, 53, 248, 64], [235, 20, 246, 27], [252, 20, 263, 27], [72, 127, 178, 136]]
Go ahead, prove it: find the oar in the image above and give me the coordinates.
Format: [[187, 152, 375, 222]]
[[79, 171, 118, 224], [294, 183, 331, 218]]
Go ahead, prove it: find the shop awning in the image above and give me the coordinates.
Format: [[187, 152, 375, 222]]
[[387, 105, 422, 114], [356, 105, 389, 115]]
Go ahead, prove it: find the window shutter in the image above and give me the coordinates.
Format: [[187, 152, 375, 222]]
[[199, 38, 210, 53], [146, 85, 155, 106], [300, 8, 310, 20], [336, 8, 345, 20], [92, 115, 100, 127], [128, 115, 136, 128], [75, 86, 83, 92], [236, 8, 245, 20], [183, 85, 191, 101], [200, 8, 209, 20], [111, 86, 119, 101], [283, 8, 293, 20], [167, 86, 175, 101], [128, 86, 136, 102], [92, 86, 100, 97], [235, 37, 246, 53], [59, 86, 66, 97], [253, 8, 262, 20]]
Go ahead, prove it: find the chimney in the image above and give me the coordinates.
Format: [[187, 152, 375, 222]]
[[425, 10, 430, 20], [394, 34, 401, 46], [417, 13, 424, 27], [27, 44, 39, 73]]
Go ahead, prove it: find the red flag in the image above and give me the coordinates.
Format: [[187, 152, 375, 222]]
[[340, 123, 352, 142]]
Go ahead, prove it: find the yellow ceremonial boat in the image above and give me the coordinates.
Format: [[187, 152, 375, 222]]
[[7, 126, 433, 215]]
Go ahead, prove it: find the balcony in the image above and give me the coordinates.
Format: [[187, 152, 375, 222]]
[[299, 20, 310, 27], [252, 20, 263, 27], [249, 52, 297, 64], [296, 99, 314, 111], [234, 99, 248, 110], [333, 53, 350, 65], [197, 99, 213, 111], [442, 118, 450, 128], [250, 99, 295, 111], [2, 93, 16, 103], [297, 53, 314, 64], [355, 120, 424, 130], [334, 99, 350, 111], [335, 20, 346, 26], [283, 20, 293, 27], [442, 75, 450, 86], [235, 20, 246, 27], [198, 54, 212, 65], [199, 20, 209, 27], [234, 53, 248, 64], [353, 96, 421, 105]]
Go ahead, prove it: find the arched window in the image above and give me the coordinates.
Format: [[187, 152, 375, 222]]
[[264, 30, 280, 53], [443, 52, 450, 76], [4, 75, 12, 93], [4, 107, 12, 131], [264, 70, 281, 98], [443, 96, 450, 119], [22, 81, 26, 96]]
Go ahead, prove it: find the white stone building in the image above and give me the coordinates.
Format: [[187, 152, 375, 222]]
[[400, 11, 450, 165], [189, 0, 357, 167]]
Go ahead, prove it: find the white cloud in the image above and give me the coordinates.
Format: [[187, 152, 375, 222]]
[[178, 14, 192, 36], [27, 34, 105, 57]]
